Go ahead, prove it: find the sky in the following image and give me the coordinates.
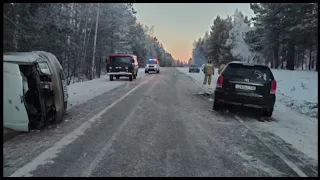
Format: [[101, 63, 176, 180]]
[[133, 3, 255, 62]]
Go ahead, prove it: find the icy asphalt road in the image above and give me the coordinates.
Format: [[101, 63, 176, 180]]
[[3, 68, 318, 177]]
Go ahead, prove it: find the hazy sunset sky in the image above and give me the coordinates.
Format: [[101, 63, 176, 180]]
[[134, 3, 255, 62]]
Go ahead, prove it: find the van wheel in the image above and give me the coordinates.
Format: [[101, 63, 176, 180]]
[[213, 99, 222, 111], [129, 75, 133, 81], [110, 75, 114, 81]]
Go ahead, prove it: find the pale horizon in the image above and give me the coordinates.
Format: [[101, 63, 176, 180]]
[[134, 3, 255, 62]]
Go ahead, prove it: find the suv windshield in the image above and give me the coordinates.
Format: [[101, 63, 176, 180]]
[[110, 56, 131, 64], [223, 63, 274, 82]]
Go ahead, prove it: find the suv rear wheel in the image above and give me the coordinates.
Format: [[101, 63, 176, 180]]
[[213, 99, 222, 111], [262, 110, 273, 118]]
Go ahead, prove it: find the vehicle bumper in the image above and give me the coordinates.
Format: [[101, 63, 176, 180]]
[[107, 72, 133, 76], [145, 68, 159, 71], [214, 89, 275, 110]]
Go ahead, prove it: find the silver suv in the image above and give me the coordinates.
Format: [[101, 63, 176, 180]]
[[145, 58, 160, 74]]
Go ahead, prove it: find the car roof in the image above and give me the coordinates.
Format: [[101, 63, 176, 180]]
[[3, 52, 44, 64]]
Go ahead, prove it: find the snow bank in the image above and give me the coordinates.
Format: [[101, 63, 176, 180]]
[[272, 69, 318, 118], [67, 69, 146, 109]]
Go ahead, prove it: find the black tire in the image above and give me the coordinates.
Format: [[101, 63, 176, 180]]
[[189, 70, 191, 73], [129, 75, 133, 81], [116, 76, 120, 79], [110, 75, 114, 81], [262, 110, 273, 118], [213, 99, 222, 111], [145, 70, 148, 74], [157, 70, 160, 74], [133, 74, 136, 79]]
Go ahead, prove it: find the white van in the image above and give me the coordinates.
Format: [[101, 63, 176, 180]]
[[3, 51, 68, 132]]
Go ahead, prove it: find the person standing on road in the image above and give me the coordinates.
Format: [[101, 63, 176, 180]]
[[203, 60, 214, 89]]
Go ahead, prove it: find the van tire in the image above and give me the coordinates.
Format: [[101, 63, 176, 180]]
[[110, 75, 114, 81], [129, 75, 133, 81]]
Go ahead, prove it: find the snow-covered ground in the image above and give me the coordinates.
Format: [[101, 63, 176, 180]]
[[272, 69, 318, 118], [177, 67, 318, 160], [67, 69, 146, 110]]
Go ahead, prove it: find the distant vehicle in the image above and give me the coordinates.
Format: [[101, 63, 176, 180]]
[[189, 64, 200, 73], [3, 51, 68, 132], [106, 54, 139, 81], [145, 58, 160, 74], [213, 61, 276, 118]]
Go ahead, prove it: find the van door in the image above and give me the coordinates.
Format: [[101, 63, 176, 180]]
[[3, 62, 29, 132]]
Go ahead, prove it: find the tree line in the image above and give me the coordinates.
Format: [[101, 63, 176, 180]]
[[3, 3, 176, 84], [192, 3, 318, 71]]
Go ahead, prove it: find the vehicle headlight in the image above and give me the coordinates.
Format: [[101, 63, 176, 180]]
[[109, 66, 112, 69], [125, 67, 128, 70]]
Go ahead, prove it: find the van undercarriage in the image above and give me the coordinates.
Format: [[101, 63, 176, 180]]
[[19, 64, 56, 130]]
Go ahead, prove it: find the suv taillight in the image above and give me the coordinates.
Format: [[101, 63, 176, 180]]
[[217, 75, 223, 88], [270, 80, 277, 94]]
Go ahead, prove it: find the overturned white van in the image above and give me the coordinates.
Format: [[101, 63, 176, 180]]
[[3, 51, 68, 132]]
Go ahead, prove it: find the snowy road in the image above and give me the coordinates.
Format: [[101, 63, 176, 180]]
[[3, 68, 317, 177]]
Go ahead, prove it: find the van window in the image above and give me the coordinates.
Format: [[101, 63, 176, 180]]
[[38, 62, 51, 75], [110, 56, 132, 64]]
